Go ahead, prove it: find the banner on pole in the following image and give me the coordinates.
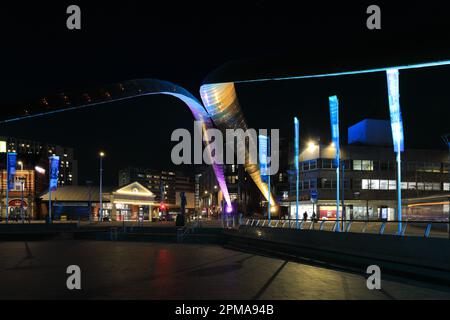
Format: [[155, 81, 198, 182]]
[[258, 134, 269, 183], [294, 117, 299, 172], [7, 152, 17, 191], [386, 69, 405, 153], [329, 95, 340, 165], [49, 155, 60, 191]]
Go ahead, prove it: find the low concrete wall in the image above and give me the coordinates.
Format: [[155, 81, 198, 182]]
[[227, 226, 450, 284]]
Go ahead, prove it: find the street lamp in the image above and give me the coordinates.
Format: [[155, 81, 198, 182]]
[[18, 161, 24, 222], [34, 166, 46, 222], [99, 151, 105, 222], [34, 166, 46, 175], [18, 177, 25, 223], [307, 141, 317, 153], [442, 134, 450, 238]]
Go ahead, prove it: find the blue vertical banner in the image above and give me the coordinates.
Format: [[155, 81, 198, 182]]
[[386, 69, 405, 235], [7, 152, 17, 191], [386, 69, 405, 153], [329, 95, 340, 231], [49, 155, 60, 191], [294, 117, 300, 228], [259, 134, 269, 183], [329, 96, 340, 160]]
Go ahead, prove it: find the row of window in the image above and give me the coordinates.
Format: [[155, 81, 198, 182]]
[[293, 178, 450, 191], [301, 159, 449, 173], [362, 179, 450, 191]]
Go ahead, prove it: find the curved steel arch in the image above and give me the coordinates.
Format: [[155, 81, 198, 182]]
[[200, 82, 276, 206], [1, 79, 232, 207]]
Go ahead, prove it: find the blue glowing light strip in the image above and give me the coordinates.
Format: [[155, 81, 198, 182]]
[[230, 60, 450, 84]]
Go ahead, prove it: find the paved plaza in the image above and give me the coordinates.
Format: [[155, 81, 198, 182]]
[[0, 241, 449, 299]]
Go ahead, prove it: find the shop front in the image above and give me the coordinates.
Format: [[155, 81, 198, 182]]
[[40, 181, 158, 221], [109, 182, 157, 221], [289, 200, 397, 221]]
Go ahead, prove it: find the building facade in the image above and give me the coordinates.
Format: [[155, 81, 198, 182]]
[[287, 120, 449, 221], [0, 137, 78, 220], [0, 136, 78, 186], [118, 167, 195, 213]]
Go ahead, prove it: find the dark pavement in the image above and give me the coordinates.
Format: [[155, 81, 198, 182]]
[[0, 241, 449, 300]]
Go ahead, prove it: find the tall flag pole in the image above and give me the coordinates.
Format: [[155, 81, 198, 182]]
[[294, 117, 300, 229], [386, 69, 405, 235], [258, 133, 270, 221], [6, 152, 17, 223], [49, 155, 60, 223], [329, 96, 340, 232]]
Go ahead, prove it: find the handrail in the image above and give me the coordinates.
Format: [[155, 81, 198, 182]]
[[244, 218, 449, 224], [241, 218, 449, 238]]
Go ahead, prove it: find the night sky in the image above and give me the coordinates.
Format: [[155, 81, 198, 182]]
[[0, 1, 449, 185]]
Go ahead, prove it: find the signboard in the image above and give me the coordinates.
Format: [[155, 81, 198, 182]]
[[258, 134, 269, 183], [310, 190, 318, 203], [7, 152, 17, 191], [49, 155, 60, 191], [386, 69, 405, 153]]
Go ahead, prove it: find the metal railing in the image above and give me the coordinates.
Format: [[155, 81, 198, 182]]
[[242, 218, 450, 239]]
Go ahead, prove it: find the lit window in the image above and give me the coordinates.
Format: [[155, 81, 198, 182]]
[[362, 160, 374, 171], [353, 160, 362, 171], [408, 182, 417, 190], [444, 183, 450, 191], [370, 180, 379, 190], [379, 180, 388, 190], [424, 183, 433, 190], [388, 180, 397, 190], [362, 179, 370, 190]]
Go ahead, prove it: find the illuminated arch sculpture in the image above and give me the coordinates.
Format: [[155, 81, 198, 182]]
[[200, 82, 276, 206], [0, 79, 232, 207]]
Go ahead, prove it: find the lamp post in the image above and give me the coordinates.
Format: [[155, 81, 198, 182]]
[[19, 177, 25, 223], [17, 162, 24, 223], [99, 151, 105, 222], [5, 154, 9, 223], [442, 134, 450, 238], [34, 166, 46, 222]]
